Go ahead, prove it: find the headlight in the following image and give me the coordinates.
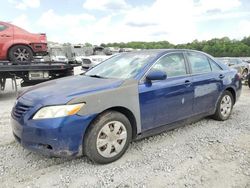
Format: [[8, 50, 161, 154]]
[[33, 103, 85, 119]]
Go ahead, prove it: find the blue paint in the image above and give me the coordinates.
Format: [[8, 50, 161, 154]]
[[139, 75, 194, 131], [11, 112, 97, 156]]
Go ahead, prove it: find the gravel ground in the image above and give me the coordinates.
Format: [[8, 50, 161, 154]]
[[0, 75, 249, 188]]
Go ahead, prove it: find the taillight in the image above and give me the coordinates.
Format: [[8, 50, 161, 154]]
[[39, 33, 47, 43]]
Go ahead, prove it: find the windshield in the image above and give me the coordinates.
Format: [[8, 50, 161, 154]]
[[51, 48, 65, 56], [85, 52, 156, 79], [73, 48, 85, 56]]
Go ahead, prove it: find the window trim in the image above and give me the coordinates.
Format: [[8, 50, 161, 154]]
[[208, 57, 223, 72], [139, 52, 189, 83]]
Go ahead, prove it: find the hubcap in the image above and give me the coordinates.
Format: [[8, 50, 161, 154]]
[[220, 95, 232, 118], [96, 121, 127, 158], [14, 48, 30, 61]]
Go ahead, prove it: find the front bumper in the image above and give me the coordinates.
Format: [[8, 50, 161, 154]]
[[11, 113, 96, 157]]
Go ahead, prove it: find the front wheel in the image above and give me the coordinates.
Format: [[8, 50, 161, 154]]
[[83, 111, 132, 164], [212, 91, 234, 121]]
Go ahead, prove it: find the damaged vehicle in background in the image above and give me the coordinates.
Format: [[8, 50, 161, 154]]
[[0, 21, 47, 62], [48, 46, 68, 63], [81, 46, 113, 69], [11, 49, 241, 164], [81, 55, 112, 69], [216, 57, 249, 80]]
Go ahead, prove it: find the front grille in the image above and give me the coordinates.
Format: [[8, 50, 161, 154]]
[[82, 59, 91, 64], [12, 102, 32, 119]]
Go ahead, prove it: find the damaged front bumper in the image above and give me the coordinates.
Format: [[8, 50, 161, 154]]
[[11, 113, 96, 157]]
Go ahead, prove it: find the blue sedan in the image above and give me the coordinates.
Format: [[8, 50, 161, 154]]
[[11, 49, 242, 164]]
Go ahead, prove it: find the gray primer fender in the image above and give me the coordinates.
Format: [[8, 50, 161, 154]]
[[67, 79, 142, 133]]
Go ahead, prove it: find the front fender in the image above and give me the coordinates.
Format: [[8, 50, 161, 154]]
[[68, 79, 142, 134]]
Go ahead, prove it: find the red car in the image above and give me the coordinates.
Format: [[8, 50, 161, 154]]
[[0, 21, 47, 62]]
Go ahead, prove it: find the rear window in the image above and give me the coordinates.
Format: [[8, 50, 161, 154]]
[[0, 24, 7, 31]]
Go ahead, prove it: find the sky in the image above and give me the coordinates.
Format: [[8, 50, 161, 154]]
[[1, 0, 250, 45]]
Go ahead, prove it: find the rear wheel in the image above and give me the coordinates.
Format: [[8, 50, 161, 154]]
[[212, 91, 234, 121], [242, 69, 248, 81], [8, 45, 33, 62], [248, 75, 250, 88], [83, 111, 132, 164]]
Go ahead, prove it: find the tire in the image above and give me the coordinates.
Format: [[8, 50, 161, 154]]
[[8, 45, 33, 62], [212, 90, 234, 121], [242, 69, 248, 81], [248, 75, 250, 88], [83, 111, 132, 164]]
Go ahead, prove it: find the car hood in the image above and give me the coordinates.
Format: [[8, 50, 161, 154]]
[[18, 75, 123, 106]]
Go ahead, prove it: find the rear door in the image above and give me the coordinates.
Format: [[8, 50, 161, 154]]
[[185, 52, 223, 114], [139, 52, 194, 131], [0, 23, 13, 59]]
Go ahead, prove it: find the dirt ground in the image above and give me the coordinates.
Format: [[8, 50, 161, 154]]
[[0, 77, 249, 188]]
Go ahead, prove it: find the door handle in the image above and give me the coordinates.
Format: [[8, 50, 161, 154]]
[[184, 80, 192, 86], [219, 74, 225, 79]]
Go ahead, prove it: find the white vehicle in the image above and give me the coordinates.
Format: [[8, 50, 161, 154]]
[[51, 55, 68, 63], [49, 47, 68, 63], [81, 55, 112, 69]]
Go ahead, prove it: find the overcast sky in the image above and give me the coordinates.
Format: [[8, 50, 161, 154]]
[[1, 0, 250, 44]]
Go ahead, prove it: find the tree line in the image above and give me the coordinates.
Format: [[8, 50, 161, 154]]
[[101, 36, 250, 57]]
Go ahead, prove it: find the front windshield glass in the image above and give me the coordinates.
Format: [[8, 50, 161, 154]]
[[73, 48, 85, 56], [85, 52, 157, 79], [51, 48, 64, 56]]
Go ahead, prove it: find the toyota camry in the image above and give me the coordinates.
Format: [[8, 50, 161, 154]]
[[11, 49, 242, 164]]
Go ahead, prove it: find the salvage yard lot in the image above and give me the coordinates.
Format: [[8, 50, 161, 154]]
[[0, 80, 249, 188]]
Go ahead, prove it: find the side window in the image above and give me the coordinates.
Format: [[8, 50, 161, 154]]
[[152, 53, 187, 77], [0, 24, 7, 32], [187, 52, 211, 74], [209, 59, 222, 72]]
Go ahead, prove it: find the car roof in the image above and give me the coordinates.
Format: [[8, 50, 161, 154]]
[[127, 49, 208, 54], [124, 49, 212, 58], [0, 21, 12, 26]]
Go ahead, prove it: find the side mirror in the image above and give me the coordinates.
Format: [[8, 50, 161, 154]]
[[146, 70, 167, 81]]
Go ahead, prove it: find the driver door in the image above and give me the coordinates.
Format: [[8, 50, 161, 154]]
[[139, 53, 194, 131]]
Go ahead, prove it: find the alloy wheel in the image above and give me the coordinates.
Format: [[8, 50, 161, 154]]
[[13, 48, 30, 61]]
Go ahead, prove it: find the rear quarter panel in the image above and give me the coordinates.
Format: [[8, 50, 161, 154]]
[[12, 26, 47, 53], [221, 69, 242, 103], [13, 26, 39, 44]]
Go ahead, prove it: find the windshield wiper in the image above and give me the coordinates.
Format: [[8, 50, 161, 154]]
[[87, 74, 106, 79]]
